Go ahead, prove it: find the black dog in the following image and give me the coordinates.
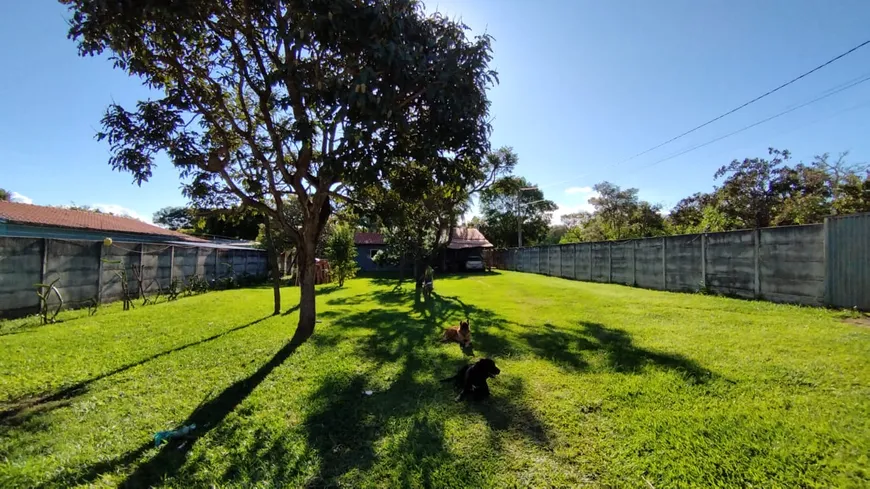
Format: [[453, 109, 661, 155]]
[[441, 358, 500, 401]]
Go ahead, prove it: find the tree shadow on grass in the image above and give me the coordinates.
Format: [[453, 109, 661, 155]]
[[114, 338, 304, 488], [0, 316, 272, 426], [30, 322, 301, 489], [519, 321, 716, 384]]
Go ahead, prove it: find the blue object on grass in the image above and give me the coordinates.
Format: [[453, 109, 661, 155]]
[[154, 423, 197, 447]]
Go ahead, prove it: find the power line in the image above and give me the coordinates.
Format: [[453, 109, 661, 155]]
[[635, 74, 870, 171], [619, 38, 870, 164], [538, 39, 870, 191]]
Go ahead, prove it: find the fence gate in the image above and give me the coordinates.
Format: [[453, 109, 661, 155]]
[[826, 213, 870, 310]]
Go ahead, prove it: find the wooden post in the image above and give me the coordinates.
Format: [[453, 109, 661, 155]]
[[700, 234, 707, 290], [754, 228, 761, 298], [661, 237, 667, 290]]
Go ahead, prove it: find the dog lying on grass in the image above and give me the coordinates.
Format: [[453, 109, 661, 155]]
[[442, 320, 472, 347], [441, 358, 500, 401]]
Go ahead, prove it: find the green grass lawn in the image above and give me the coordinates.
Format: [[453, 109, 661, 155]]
[[1, 271, 868, 488]]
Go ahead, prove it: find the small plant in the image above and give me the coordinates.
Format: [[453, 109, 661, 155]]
[[184, 275, 210, 296], [102, 258, 133, 311], [165, 277, 182, 301], [34, 278, 63, 324], [697, 280, 712, 296]]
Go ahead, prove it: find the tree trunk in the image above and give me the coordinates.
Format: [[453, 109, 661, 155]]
[[292, 235, 317, 344], [264, 218, 281, 316]]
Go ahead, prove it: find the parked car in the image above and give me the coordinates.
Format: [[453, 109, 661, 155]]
[[465, 255, 485, 271]]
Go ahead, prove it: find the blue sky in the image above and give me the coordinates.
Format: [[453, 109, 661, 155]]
[[2, 1, 870, 225]]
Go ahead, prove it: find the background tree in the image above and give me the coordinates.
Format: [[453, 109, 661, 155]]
[[64, 0, 496, 343], [361, 147, 514, 297], [325, 224, 358, 287], [153, 206, 194, 230], [713, 148, 790, 229], [478, 176, 557, 248], [0, 188, 10, 201]]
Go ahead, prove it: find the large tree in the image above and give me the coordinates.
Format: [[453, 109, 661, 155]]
[[64, 0, 496, 343], [0, 188, 10, 201], [478, 176, 557, 248], [712, 148, 791, 229], [153, 206, 194, 230]]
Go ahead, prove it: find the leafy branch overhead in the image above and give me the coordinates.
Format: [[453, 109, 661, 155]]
[[63, 0, 498, 342]]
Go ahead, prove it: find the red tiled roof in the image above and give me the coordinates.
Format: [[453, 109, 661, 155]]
[[0, 201, 204, 241], [447, 227, 493, 249], [354, 232, 385, 245]]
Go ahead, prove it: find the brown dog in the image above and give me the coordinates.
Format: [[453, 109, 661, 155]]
[[443, 320, 471, 347]]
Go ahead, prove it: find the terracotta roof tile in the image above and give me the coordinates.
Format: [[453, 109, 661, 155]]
[[0, 201, 204, 241]]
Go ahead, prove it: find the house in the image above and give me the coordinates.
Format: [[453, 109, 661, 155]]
[[440, 227, 494, 272], [0, 201, 204, 243], [353, 227, 493, 273], [354, 231, 394, 272]]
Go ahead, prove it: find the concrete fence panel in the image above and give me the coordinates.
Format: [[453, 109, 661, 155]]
[[0, 237, 43, 316], [826, 213, 870, 309], [560, 244, 574, 279], [635, 238, 663, 289], [549, 246, 560, 276], [758, 225, 825, 305], [101, 243, 141, 303], [590, 243, 609, 282], [665, 235, 703, 292], [704, 230, 756, 298], [46, 239, 101, 308], [173, 246, 198, 282], [611, 241, 633, 285], [575, 243, 591, 281]]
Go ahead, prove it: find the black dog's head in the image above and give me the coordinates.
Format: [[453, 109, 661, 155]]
[[459, 320, 469, 332], [476, 358, 500, 378]]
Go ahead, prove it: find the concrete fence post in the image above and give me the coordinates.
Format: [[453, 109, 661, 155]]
[[608, 241, 613, 283], [632, 239, 638, 286], [754, 229, 761, 298], [96, 243, 104, 304], [572, 244, 577, 280], [588, 243, 593, 281], [700, 234, 707, 289], [40, 238, 49, 285], [169, 246, 175, 284], [661, 237, 667, 290], [823, 217, 831, 306]]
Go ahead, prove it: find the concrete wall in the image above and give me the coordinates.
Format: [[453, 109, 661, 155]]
[[0, 237, 42, 317], [0, 238, 268, 318], [496, 222, 835, 308]]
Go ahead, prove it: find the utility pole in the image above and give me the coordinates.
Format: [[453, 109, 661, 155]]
[[517, 186, 537, 248]]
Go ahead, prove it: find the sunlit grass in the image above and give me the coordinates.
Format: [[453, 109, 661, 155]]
[[1, 272, 868, 488]]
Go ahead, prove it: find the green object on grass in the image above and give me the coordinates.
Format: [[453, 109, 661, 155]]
[[154, 424, 196, 447]]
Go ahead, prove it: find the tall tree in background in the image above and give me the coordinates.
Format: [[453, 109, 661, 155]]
[[0, 189, 10, 201], [362, 147, 514, 297], [64, 0, 496, 344], [153, 206, 194, 230], [586, 182, 664, 240], [713, 148, 790, 229], [478, 176, 557, 248]]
